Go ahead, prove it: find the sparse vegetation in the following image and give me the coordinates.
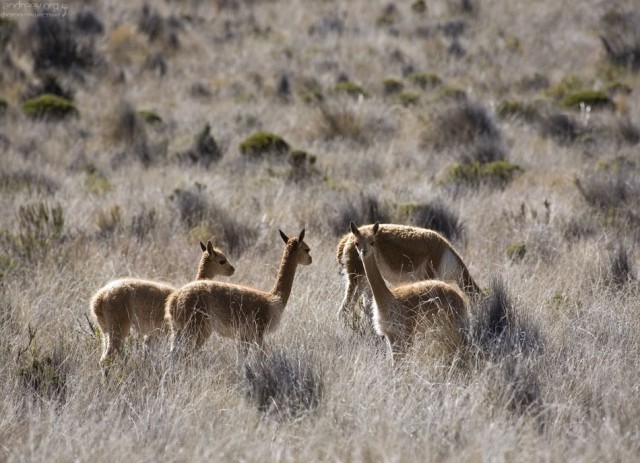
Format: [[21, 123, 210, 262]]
[[446, 160, 523, 188], [22, 93, 77, 120], [1, 1, 639, 461], [333, 81, 368, 98], [239, 131, 290, 158]]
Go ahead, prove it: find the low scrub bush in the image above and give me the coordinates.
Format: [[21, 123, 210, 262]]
[[3, 201, 65, 259], [239, 131, 290, 159], [329, 194, 391, 236], [179, 123, 223, 167], [22, 93, 77, 120], [16, 327, 67, 404], [575, 170, 640, 231], [27, 16, 97, 72], [426, 101, 500, 149], [244, 349, 323, 420], [446, 160, 522, 188], [605, 243, 637, 287], [472, 277, 543, 357], [333, 81, 368, 98], [395, 200, 465, 243], [287, 149, 319, 183], [408, 72, 442, 89], [382, 77, 404, 95], [171, 185, 255, 255], [600, 9, 640, 70], [538, 112, 580, 144], [561, 90, 613, 110]]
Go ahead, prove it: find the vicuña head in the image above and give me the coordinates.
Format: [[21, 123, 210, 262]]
[[166, 228, 311, 355], [350, 221, 468, 364], [92, 240, 234, 367], [337, 221, 480, 333]]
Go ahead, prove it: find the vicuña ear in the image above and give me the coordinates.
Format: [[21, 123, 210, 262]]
[[298, 229, 305, 242], [279, 229, 289, 243], [350, 222, 360, 236], [207, 241, 214, 255], [200, 242, 207, 252], [373, 221, 380, 234]]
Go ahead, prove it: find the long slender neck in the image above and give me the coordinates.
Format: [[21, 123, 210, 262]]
[[195, 256, 212, 280], [361, 252, 395, 306], [270, 244, 298, 305]]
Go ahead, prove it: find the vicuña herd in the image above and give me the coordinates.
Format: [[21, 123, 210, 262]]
[[91, 223, 481, 368]]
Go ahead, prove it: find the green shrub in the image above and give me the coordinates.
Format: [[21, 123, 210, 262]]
[[0, 97, 7, 115], [383, 77, 404, 95], [137, 109, 163, 125], [301, 88, 323, 105], [408, 72, 442, 89], [495, 99, 539, 121], [396, 92, 420, 107], [333, 81, 368, 98], [411, 0, 427, 13], [239, 131, 290, 158], [506, 242, 527, 261], [22, 93, 77, 120], [447, 160, 523, 187], [288, 149, 318, 182], [85, 170, 111, 195], [561, 90, 613, 110]]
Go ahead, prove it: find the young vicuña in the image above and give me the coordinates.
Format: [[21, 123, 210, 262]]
[[165, 229, 312, 354], [91, 241, 235, 365], [350, 222, 469, 363]]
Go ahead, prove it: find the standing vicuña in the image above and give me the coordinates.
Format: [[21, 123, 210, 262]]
[[91, 241, 235, 365], [350, 222, 468, 363], [337, 222, 480, 330], [166, 229, 312, 354]]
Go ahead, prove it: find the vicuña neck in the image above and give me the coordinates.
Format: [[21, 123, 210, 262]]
[[195, 258, 213, 280], [361, 252, 395, 306], [270, 244, 298, 306]]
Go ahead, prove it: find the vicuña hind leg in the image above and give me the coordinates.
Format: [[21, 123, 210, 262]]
[[338, 274, 366, 331]]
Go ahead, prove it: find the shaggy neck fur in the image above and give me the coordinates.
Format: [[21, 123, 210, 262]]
[[270, 242, 300, 306], [360, 250, 395, 309], [196, 255, 213, 280]]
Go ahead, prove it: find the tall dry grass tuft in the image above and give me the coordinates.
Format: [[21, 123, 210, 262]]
[[244, 348, 323, 420]]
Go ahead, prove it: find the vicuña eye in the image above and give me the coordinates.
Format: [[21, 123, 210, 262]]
[[219, 260, 226, 265]]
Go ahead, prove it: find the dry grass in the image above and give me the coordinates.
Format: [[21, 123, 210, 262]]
[[1, 0, 639, 461]]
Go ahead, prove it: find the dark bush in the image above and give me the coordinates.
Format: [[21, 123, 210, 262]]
[[25, 71, 74, 101], [600, 10, 640, 70], [75, 10, 104, 35], [171, 186, 255, 255], [179, 124, 223, 167], [606, 244, 636, 287], [472, 277, 542, 357], [27, 16, 96, 71], [428, 101, 500, 149], [575, 171, 640, 226], [538, 112, 580, 144], [395, 200, 465, 243], [329, 194, 391, 236], [244, 349, 323, 419]]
